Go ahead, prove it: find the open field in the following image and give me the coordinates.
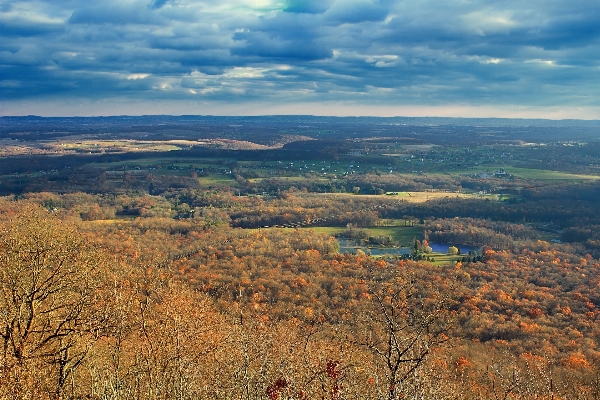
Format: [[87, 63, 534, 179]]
[[427, 253, 465, 265], [451, 166, 600, 181], [503, 167, 600, 181], [197, 175, 239, 186], [0, 138, 282, 157], [385, 191, 411, 196], [318, 191, 479, 203], [295, 226, 422, 247], [51, 140, 192, 154]]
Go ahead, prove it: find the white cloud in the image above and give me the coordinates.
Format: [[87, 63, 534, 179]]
[[462, 10, 518, 35], [1, 0, 599, 115], [224, 67, 267, 78], [127, 73, 150, 80]]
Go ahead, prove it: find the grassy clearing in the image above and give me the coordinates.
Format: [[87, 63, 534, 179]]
[[287, 226, 422, 247], [428, 253, 463, 265], [363, 226, 422, 246], [58, 140, 187, 153], [384, 192, 410, 196], [197, 175, 238, 186]]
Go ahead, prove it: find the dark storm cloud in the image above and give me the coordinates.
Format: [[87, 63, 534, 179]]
[[68, 3, 160, 25], [149, 0, 171, 10], [149, 37, 210, 51], [1, 15, 65, 37], [232, 30, 333, 60], [323, 0, 388, 24], [531, 12, 600, 49], [1, 0, 599, 115]]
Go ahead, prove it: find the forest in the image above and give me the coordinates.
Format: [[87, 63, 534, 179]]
[[1, 116, 599, 399]]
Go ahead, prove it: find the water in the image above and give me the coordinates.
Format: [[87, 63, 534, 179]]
[[336, 237, 480, 256], [428, 242, 480, 255]]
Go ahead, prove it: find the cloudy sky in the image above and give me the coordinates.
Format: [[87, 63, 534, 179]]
[[1, 0, 599, 118]]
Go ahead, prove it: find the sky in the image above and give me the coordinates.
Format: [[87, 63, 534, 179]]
[[1, 0, 599, 118]]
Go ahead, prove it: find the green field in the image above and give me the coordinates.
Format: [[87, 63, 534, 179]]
[[197, 175, 239, 186], [296, 225, 422, 247], [451, 166, 600, 181], [427, 253, 465, 265], [503, 167, 600, 181]]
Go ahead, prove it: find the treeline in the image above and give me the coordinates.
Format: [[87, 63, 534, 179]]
[[80, 212, 599, 359], [561, 224, 600, 255], [377, 182, 600, 231], [344, 173, 462, 193], [12, 184, 600, 255], [424, 218, 539, 250]]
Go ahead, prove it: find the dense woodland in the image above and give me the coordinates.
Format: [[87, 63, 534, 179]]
[[1, 117, 600, 399]]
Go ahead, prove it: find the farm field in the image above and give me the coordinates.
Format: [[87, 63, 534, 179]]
[[53, 140, 195, 154], [319, 191, 479, 203], [450, 166, 600, 181], [503, 167, 600, 181]]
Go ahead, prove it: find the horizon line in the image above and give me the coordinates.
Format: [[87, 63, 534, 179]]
[[2, 114, 599, 122]]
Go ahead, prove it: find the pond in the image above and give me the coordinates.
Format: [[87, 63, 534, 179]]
[[428, 242, 480, 255], [336, 238, 480, 256]]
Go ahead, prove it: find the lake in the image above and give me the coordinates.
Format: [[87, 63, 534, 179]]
[[337, 238, 480, 256], [428, 242, 480, 255]]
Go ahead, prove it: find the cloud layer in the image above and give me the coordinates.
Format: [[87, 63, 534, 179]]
[[1, 0, 599, 117]]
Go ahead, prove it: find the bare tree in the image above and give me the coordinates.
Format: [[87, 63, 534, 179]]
[[349, 266, 454, 400], [0, 206, 105, 399]]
